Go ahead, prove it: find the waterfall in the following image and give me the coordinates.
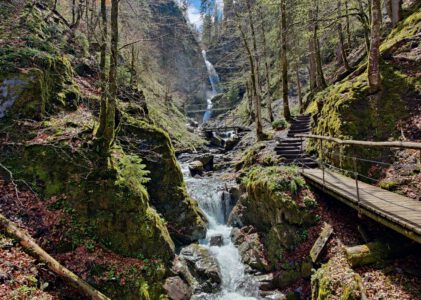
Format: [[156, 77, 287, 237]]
[[202, 50, 221, 123], [181, 164, 260, 300]]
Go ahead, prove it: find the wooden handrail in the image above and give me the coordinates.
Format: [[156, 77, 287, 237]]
[[296, 134, 421, 150]]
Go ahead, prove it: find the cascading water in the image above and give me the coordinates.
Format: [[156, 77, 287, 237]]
[[181, 164, 261, 300], [202, 50, 220, 123]]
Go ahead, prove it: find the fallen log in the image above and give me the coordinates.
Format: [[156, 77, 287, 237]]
[[345, 241, 393, 267], [0, 213, 110, 300]]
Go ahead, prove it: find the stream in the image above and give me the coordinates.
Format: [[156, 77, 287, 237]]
[[181, 164, 261, 300]]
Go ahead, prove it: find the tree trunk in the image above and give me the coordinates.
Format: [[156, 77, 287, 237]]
[[386, 0, 402, 27], [238, 24, 263, 140], [296, 65, 303, 113], [357, 0, 371, 55], [337, 0, 351, 71], [257, 6, 273, 123], [246, 0, 262, 95], [368, 0, 382, 93], [246, 80, 255, 123], [345, 0, 352, 51], [308, 9, 317, 92], [103, 0, 119, 151], [0, 214, 110, 300], [312, 0, 327, 90], [280, 0, 291, 121], [96, 0, 108, 139]]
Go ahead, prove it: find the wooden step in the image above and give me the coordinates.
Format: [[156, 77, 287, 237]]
[[276, 149, 302, 155], [275, 145, 301, 150]]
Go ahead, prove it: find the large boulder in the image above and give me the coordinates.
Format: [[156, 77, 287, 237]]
[[120, 119, 207, 245], [0, 57, 79, 121], [179, 244, 222, 294]]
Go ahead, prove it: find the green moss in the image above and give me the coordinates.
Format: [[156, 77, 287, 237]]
[[306, 9, 420, 177], [119, 112, 207, 244]]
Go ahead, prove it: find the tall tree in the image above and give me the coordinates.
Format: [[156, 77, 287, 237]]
[[239, 23, 263, 140], [337, 0, 351, 71], [257, 4, 273, 123], [385, 0, 402, 27], [357, 0, 371, 55], [311, 0, 327, 90], [96, 0, 108, 138], [103, 0, 119, 150], [367, 0, 382, 93], [280, 0, 291, 121]]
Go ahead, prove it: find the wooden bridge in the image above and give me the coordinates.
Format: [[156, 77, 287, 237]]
[[295, 134, 421, 243]]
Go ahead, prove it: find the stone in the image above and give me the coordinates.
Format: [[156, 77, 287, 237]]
[[188, 161, 204, 177], [254, 272, 274, 291], [163, 276, 191, 300], [224, 134, 240, 151], [195, 154, 214, 171], [180, 244, 222, 294], [231, 227, 270, 272], [210, 134, 224, 147], [209, 234, 223, 246], [259, 290, 287, 300]]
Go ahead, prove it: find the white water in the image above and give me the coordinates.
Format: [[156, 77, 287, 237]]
[[202, 50, 220, 123], [182, 165, 260, 300]]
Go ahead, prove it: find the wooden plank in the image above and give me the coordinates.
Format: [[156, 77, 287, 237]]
[[302, 168, 421, 243], [310, 223, 333, 263]]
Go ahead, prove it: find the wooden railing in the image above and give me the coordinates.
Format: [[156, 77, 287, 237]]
[[294, 134, 421, 205], [295, 134, 421, 150]]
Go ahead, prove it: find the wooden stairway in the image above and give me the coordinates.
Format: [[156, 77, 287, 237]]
[[276, 114, 317, 168]]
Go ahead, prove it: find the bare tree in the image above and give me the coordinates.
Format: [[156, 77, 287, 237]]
[[367, 0, 382, 93], [280, 0, 291, 121]]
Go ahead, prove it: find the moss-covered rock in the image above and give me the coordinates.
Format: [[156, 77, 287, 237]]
[[240, 166, 316, 231], [1, 143, 175, 262], [230, 165, 318, 270], [0, 3, 80, 120], [311, 255, 365, 300], [119, 114, 207, 245]]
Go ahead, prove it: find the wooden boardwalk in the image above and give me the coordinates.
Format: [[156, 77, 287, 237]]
[[302, 168, 421, 243]]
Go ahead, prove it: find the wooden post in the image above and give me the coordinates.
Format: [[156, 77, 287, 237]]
[[320, 140, 325, 186], [353, 156, 360, 204], [301, 138, 304, 173]]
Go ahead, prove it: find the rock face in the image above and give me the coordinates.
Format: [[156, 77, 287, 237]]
[[231, 227, 270, 272], [164, 276, 191, 300], [121, 118, 207, 245], [179, 244, 222, 294], [230, 166, 318, 270]]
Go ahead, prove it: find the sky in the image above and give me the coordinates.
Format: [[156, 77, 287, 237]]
[[176, 0, 224, 30]]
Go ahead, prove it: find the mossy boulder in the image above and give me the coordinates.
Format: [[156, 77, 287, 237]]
[[240, 166, 316, 231], [0, 56, 79, 120], [0, 3, 80, 121], [119, 115, 207, 245], [1, 143, 175, 263], [311, 256, 365, 300], [230, 165, 318, 270]]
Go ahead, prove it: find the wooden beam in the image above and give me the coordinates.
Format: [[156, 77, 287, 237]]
[[296, 134, 421, 150]]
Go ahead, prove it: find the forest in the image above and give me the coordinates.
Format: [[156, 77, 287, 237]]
[[0, 0, 420, 299]]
